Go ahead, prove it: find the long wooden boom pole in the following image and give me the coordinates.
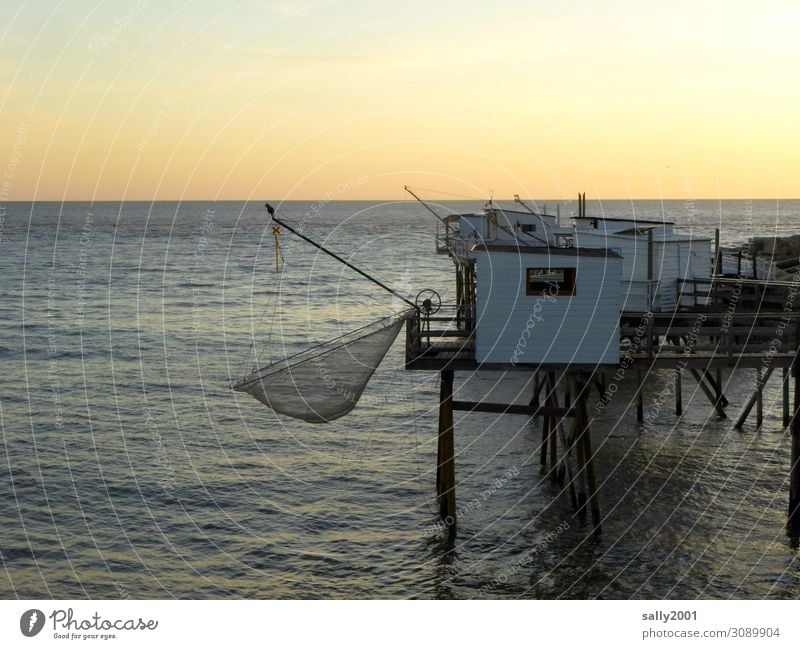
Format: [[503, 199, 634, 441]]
[[404, 186, 448, 225], [265, 203, 416, 309]]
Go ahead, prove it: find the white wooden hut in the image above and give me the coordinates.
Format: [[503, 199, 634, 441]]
[[471, 245, 622, 365], [571, 216, 712, 311], [439, 206, 571, 260]]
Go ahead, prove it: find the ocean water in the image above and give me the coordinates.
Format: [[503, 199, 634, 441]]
[[2, 197, 800, 599]]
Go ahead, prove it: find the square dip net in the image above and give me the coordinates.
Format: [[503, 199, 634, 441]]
[[233, 314, 408, 423]]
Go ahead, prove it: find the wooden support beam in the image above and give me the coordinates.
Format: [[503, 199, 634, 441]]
[[540, 406, 549, 467], [735, 367, 774, 429], [756, 368, 764, 430], [529, 372, 542, 408], [572, 413, 587, 520], [438, 370, 456, 538], [689, 369, 728, 418], [576, 375, 601, 535], [531, 373, 546, 466], [552, 392, 578, 507], [689, 368, 715, 405], [705, 369, 729, 408], [784, 367, 791, 429], [455, 266, 463, 328], [675, 368, 683, 416], [452, 401, 573, 417], [636, 371, 644, 423], [547, 373, 558, 477], [594, 373, 606, 399], [789, 351, 800, 537]]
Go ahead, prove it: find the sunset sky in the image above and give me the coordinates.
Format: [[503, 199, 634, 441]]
[[1, 1, 798, 200]]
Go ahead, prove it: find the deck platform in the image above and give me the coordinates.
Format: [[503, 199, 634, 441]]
[[406, 309, 800, 372]]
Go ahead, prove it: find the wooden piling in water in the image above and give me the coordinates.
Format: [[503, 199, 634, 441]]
[[789, 354, 800, 537], [636, 371, 644, 423], [572, 413, 587, 521], [575, 375, 601, 534], [547, 373, 558, 476], [735, 367, 774, 429], [756, 368, 764, 430], [530, 372, 541, 408], [552, 390, 578, 506], [675, 368, 683, 416], [690, 369, 727, 418], [539, 410, 548, 467], [455, 265, 463, 327], [784, 367, 791, 429], [437, 370, 456, 537]]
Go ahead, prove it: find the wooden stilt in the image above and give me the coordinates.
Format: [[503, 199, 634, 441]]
[[438, 370, 456, 537], [547, 377, 568, 486], [690, 369, 727, 418], [554, 407, 578, 508], [788, 354, 800, 537], [539, 410, 548, 467], [784, 366, 791, 429], [534, 373, 549, 466], [530, 373, 541, 408], [735, 367, 774, 429], [547, 373, 558, 476], [593, 374, 606, 399], [689, 368, 714, 404], [573, 413, 587, 520], [576, 374, 601, 535], [436, 417, 443, 496], [455, 264, 463, 328], [636, 371, 644, 423], [675, 368, 683, 416], [705, 369, 729, 408], [756, 368, 764, 430]]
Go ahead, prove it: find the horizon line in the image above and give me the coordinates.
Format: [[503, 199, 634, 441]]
[[1, 197, 797, 203]]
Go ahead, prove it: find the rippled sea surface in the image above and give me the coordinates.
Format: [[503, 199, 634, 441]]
[[3, 198, 800, 599]]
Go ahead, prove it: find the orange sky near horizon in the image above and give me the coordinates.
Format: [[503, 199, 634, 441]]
[[1, 1, 798, 202]]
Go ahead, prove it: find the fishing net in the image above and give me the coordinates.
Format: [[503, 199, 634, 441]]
[[233, 314, 408, 423]]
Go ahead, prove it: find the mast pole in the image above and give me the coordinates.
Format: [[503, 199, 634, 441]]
[[265, 204, 416, 309], [404, 186, 448, 225]]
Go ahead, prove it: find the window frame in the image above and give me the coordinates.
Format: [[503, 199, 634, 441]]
[[525, 267, 576, 297]]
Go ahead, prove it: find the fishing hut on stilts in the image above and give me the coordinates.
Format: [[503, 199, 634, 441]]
[[232, 196, 800, 546], [403, 188, 800, 541]]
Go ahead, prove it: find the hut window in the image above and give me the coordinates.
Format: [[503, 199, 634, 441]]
[[520, 223, 536, 233], [526, 267, 576, 296]]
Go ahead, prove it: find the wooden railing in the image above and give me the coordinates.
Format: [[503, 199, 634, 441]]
[[405, 304, 475, 366], [619, 311, 800, 365], [679, 277, 800, 310]]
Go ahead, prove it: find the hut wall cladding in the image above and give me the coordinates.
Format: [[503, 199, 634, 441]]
[[473, 250, 622, 364], [572, 230, 712, 311]]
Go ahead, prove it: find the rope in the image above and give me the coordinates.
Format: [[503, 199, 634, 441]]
[[405, 185, 487, 201], [232, 267, 281, 383], [262, 287, 282, 366], [271, 206, 415, 306]]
